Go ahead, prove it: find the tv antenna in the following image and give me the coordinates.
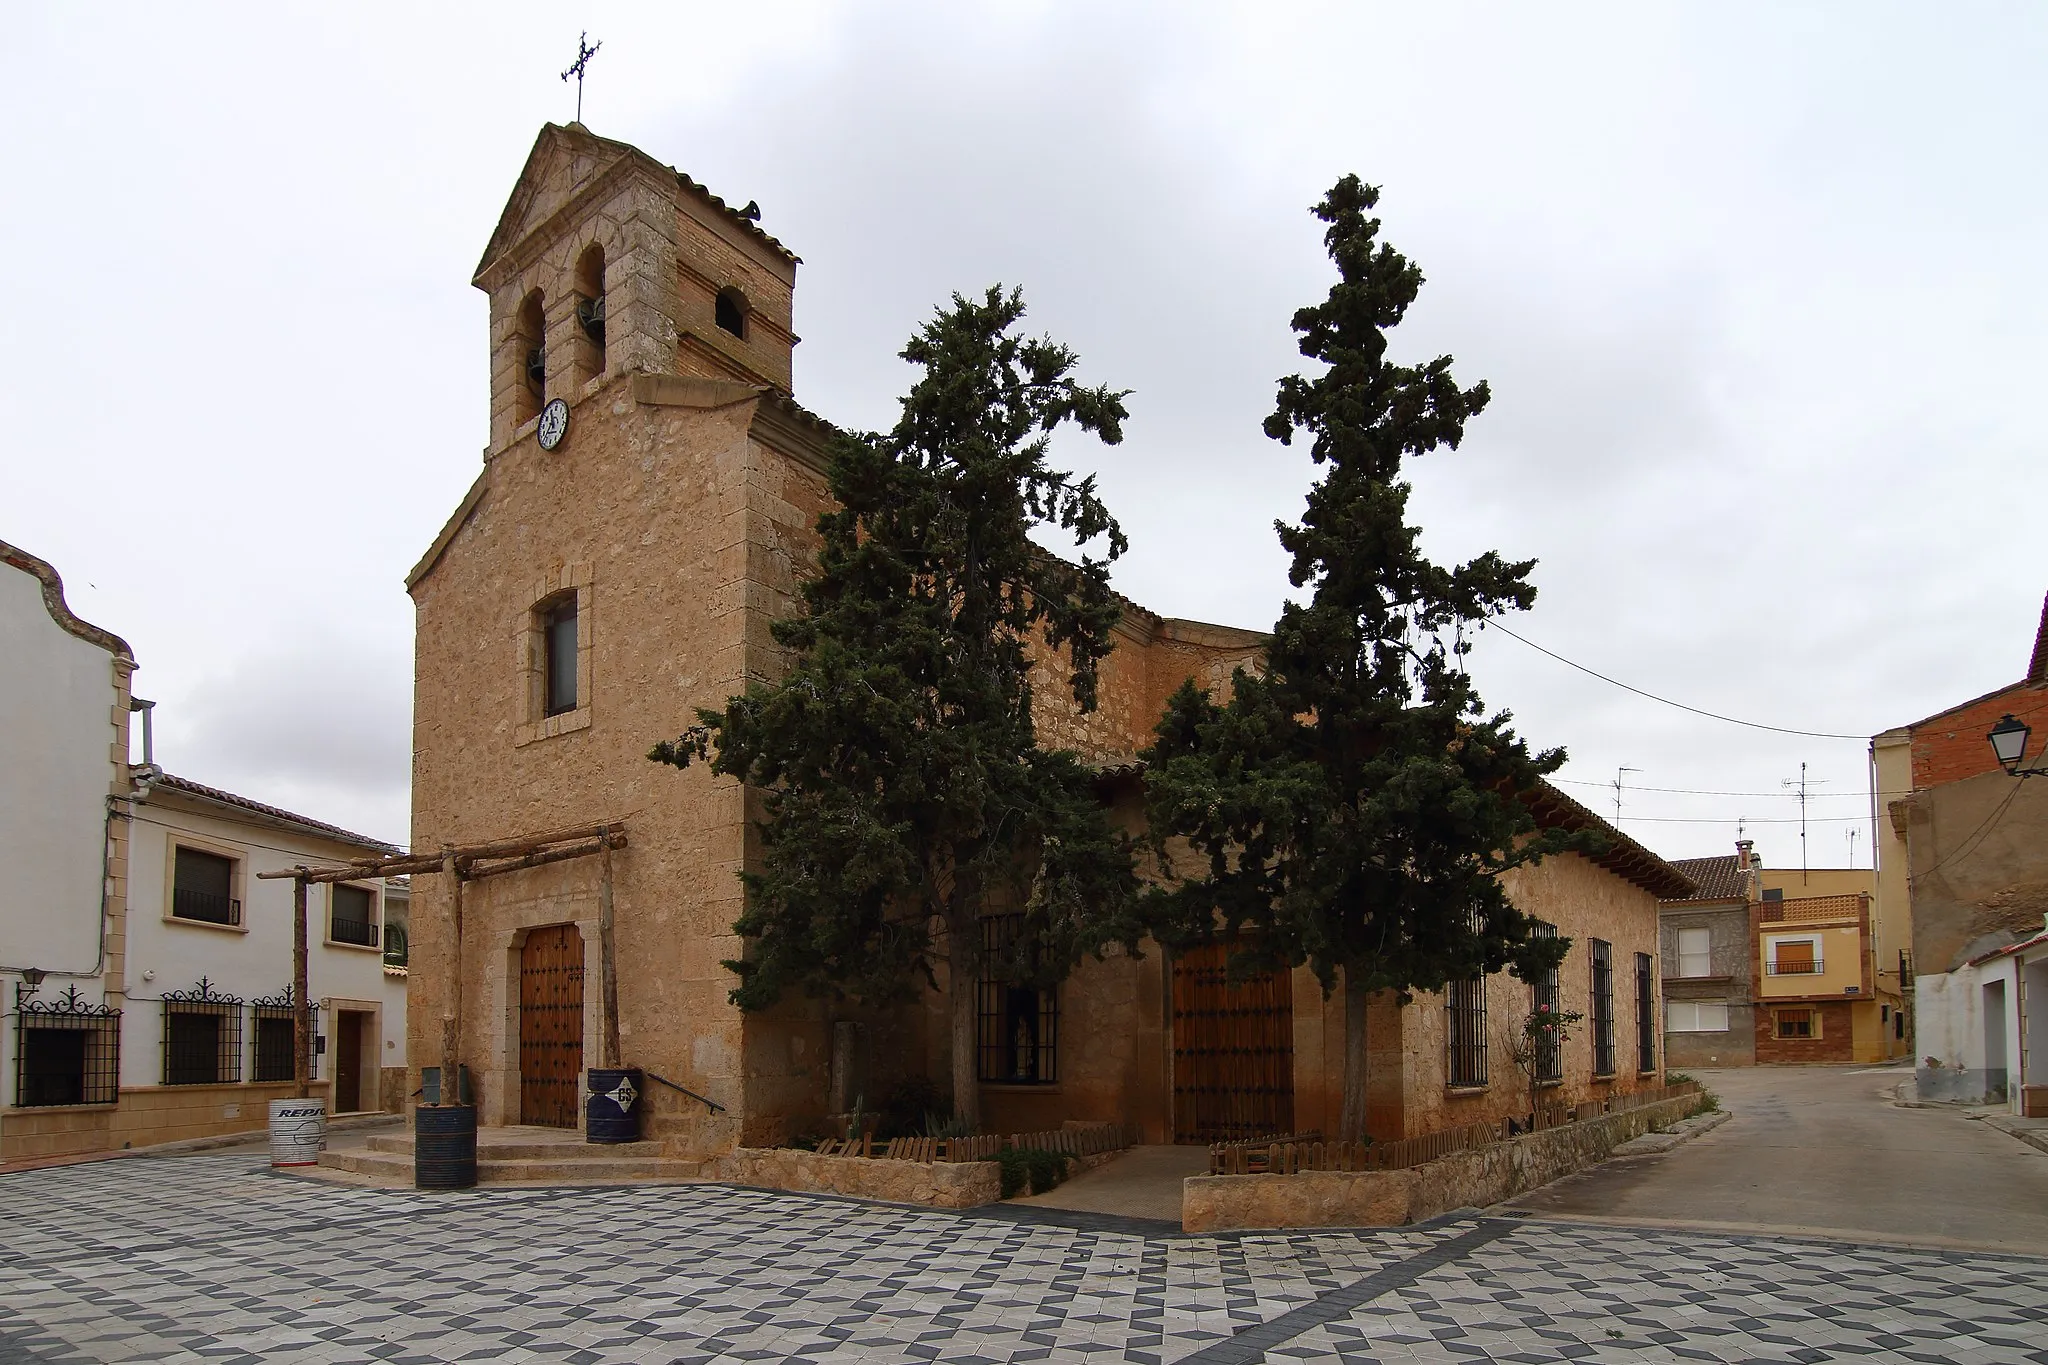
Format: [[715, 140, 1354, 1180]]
[[1612, 766, 1641, 825], [562, 32, 602, 124], [1845, 825, 1861, 869], [1781, 762, 1829, 882]]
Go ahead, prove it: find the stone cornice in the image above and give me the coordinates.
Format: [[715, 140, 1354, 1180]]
[[1, 539, 133, 660]]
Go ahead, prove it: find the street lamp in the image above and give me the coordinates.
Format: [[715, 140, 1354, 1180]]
[[1988, 713, 2037, 776]]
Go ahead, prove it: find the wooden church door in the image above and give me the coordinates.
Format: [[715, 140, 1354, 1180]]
[[519, 924, 585, 1128], [1171, 941, 1295, 1143]]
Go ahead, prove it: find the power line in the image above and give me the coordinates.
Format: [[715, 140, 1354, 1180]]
[[1614, 813, 1870, 825], [1486, 621, 1868, 740], [1550, 778, 1891, 800]]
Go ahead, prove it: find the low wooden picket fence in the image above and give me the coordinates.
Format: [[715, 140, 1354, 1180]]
[[811, 1120, 1128, 1164], [1208, 1080, 1702, 1176]]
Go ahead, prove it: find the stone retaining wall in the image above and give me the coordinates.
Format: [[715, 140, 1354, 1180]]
[[719, 1148, 1005, 1208], [1182, 1092, 1704, 1232]]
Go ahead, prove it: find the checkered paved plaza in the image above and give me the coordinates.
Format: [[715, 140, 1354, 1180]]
[[2, 1153, 2043, 1364]]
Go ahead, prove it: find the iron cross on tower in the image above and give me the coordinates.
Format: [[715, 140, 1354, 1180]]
[[562, 32, 602, 124]]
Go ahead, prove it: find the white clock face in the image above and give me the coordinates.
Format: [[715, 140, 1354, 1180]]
[[537, 398, 570, 451]]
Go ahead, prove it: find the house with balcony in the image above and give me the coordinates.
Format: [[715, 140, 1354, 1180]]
[[1753, 884, 1898, 1064]]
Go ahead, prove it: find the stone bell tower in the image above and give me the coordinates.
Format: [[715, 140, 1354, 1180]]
[[471, 122, 801, 452]]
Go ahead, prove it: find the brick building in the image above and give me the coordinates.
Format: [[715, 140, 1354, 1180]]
[[1876, 591, 2048, 1105], [405, 124, 1693, 1154]]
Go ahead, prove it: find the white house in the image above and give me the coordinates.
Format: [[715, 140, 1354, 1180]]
[[2, 539, 134, 1162], [124, 773, 407, 1120], [3, 537, 412, 1162], [1914, 918, 2048, 1117]]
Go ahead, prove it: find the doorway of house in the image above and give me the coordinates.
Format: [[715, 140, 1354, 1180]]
[[334, 1010, 367, 1113], [1171, 941, 1294, 1143], [520, 923, 585, 1127]]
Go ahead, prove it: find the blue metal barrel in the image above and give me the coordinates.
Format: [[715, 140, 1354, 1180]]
[[414, 1104, 478, 1188], [585, 1067, 643, 1143]]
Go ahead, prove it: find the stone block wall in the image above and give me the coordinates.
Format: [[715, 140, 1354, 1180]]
[[1182, 1090, 1703, 1232], [1753, 999, 1854, 1064], [0, 1081, 333, 1161]]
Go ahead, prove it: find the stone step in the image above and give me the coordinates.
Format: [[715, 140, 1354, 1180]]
[[316, 1148, 703, 1187], [365, 1133, 667, 1160]]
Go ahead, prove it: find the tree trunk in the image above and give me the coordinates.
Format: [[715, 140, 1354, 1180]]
[[949, 903, 982, 1130], [1340, 966, 1369, 1142]]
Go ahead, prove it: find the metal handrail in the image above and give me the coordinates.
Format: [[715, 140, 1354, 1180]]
[[641, 1069, 725, 1114]]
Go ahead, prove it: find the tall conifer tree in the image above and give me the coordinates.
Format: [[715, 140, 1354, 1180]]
[[1142, 178, 1580, 1139], [651, 287, 1142, 1128]]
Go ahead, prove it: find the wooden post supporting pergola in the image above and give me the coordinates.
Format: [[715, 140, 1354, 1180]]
[[260, 820, 628, 1108]]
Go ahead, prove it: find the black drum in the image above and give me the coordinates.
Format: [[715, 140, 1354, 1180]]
[[585, 1067, 644, 1144], [414, 1104, 478, 1189]]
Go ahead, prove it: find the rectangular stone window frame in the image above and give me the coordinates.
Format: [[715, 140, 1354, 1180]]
[[515, 565, 594, 747], [163, 835, 248, 935], [325, 881, 383, 953]]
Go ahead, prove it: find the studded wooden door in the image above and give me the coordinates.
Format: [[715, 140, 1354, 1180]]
[[1171, 941, 1295, 1143], [519, 924, 585, 1128]]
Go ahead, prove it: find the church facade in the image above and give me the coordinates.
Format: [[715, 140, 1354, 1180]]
[[405, 125, 1691, 1156]]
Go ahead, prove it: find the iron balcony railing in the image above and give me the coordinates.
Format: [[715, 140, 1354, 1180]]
[[1766, 959, 1824, 975], [330, 917, 380, 948], [172, 888, 241, 926]]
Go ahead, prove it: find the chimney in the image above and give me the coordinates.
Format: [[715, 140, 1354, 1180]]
[[1735, 839, 1755, 871]]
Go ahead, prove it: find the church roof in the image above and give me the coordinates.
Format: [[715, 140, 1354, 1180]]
[[475, 123, 797, 287]]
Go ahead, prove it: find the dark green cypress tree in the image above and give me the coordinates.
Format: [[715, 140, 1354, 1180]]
[[650, 287, 1143, 1128], [1141, 177, 1582, 1139]]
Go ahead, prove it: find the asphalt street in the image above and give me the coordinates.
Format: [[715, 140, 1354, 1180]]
[[1510, 1062, 2048, 1254]]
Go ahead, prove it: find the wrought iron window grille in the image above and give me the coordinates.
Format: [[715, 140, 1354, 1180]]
[[14, 985, 121, 1107], [1590, 940, 1616, 1077], [1634, 952, 1656, 1073], [977, 915, 1058, 1085], [161, 978, 243, 1086], [249, 987, 308, 1083], [171, 888, 241, 926], [1446, 978, 1488, 1088], [1531, 922, 1563, 1082]]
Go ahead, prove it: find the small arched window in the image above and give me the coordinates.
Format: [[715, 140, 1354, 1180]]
[[715, 287, 748, 340], [574, 243, 606, 373], [515, 290, 546, 422]]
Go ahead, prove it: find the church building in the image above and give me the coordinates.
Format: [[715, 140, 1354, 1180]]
[[405, 124, 1692, 1157]]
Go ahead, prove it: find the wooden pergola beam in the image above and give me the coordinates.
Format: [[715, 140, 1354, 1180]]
[[256, 820, 625, 883]]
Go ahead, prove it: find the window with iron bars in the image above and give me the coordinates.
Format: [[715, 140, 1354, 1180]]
[[162, 979, 243, 1085], [977, 914, 1058, 1084], [1446, 977, 1488, 1087], [171, 845, 240, 927], [1530, 922, 1563, 1082], [330, 883, 380, 948], [1590, 940, 1615, 1077], [14, 986, 121, 1107], [1635, 952, 1656, 1073], [249, 989, 309, 1084]]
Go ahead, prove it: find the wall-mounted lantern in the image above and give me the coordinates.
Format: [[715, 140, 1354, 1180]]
[[1987, 713, 2044, 776]]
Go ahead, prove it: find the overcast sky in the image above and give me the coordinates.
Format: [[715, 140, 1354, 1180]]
[[5, 4, 2044, 869]]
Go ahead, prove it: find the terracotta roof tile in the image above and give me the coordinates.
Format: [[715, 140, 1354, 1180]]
[[152, 774, 398, 854], [1663, 854, 1749, 902]]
